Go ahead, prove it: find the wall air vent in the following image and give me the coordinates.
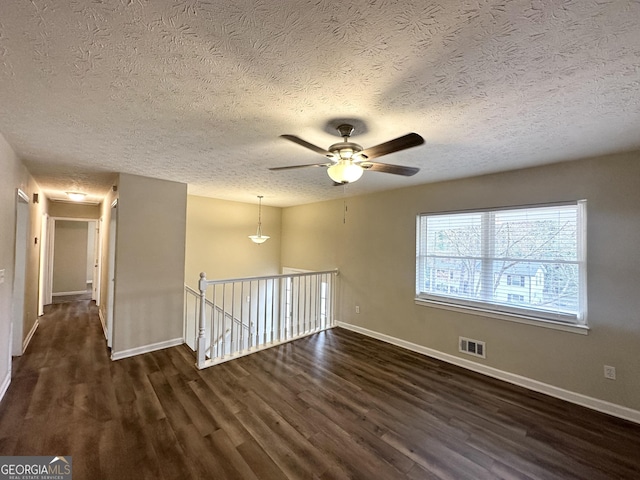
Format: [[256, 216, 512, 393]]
[[459, 336, 486, 358]]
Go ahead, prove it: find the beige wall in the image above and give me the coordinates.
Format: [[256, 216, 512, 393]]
[[282, 151, 640, 412], [52, 220, 89, 294], [112, 173, 187, 355], [185, 195, 282, 289], [49, 202, 100, 219], [0, 133, 46, 399], [0, 135, 24, 391], [280, 199, 343, 272]]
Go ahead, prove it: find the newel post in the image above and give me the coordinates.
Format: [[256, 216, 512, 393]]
[[196, 272, 207, 369]]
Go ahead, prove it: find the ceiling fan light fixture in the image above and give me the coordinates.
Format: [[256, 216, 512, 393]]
[[249, 195, 270, 244], [327, 160, 364, 184]]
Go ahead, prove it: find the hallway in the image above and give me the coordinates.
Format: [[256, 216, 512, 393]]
[[0, 300, 155, 478], [1, 301, 640, 479]]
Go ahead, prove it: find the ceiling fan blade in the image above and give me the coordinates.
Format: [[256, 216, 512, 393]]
[[361, 162, 420, 176], [281, 135, 333, 157], [269, 162, 332, 171], [359, 133, 424, 160]]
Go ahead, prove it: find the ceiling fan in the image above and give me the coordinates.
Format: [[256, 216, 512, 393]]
[[270, 124, 424, 184]]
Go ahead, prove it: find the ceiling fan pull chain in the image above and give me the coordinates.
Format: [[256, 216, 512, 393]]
[[343, 187, 348, 224]]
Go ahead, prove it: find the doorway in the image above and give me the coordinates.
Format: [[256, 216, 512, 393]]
[[44, 218, 100, 307], [105, 200, 117, 349], [49, 219, 96, 301], [38, 213, 49, 316], [12, 189, 29, 357]]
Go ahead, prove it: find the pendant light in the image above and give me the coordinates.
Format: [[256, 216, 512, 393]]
[[249, 195, 270, 244]]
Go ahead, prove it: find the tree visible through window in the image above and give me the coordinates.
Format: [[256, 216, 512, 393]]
[[416, 202, 587, 324]]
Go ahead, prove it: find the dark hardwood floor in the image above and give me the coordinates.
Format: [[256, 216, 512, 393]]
[[51, 290, 93, 304], [1, 300, 639, 479]]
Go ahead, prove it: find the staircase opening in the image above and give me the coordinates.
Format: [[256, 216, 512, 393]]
[[185, 269, 338, 369]]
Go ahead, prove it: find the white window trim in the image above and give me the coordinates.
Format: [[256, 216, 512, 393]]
[[414, 297, 589, 335], [415, 201, 588, 333]]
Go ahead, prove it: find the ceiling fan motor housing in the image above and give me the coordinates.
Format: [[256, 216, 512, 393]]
[[328, 141, 363, 160], [336, 124, 355, 138]]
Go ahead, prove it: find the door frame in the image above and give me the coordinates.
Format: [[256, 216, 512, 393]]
[[93, 219, 102, 305], [106, 199, 118, 349], [12, 189, 30, 357], [45, 217, 100, 300], [38, 213, 50, 315]]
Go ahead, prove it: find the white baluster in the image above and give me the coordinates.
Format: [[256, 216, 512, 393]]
[[197, 272, 207, 369]]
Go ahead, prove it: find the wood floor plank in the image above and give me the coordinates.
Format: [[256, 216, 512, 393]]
[[239, 390, 347, 479], [236, 437, 289, 480], [235, 406, 320, 479], [186, 378, 253, 447], [1, 300, 640, 479], [145, 418, 195, 480], [165, 372, 220, 437], [98, 419, 134, 480], [205, 428, 262, 480], [147, 370, 194, 433], [69, 415, 103, 480], [171, 424, 230, 480], [117, 401, 165, 480], [237, 357, 318, 440], [305, 406, 415, 477]]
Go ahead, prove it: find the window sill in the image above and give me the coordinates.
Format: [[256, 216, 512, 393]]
[[414, 298, 589, 335]]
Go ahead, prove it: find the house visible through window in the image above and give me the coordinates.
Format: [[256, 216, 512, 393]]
[[416, 201, 587, 325], [507, 293, 525, 303]]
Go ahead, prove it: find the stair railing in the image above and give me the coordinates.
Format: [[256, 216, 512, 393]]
[[191, 269, 338, 369]]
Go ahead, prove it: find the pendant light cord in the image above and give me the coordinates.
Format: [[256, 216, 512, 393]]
[[257, 195, 263, 235]]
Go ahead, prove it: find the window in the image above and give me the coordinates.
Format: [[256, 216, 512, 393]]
[[416, 201, 587, 325], [507, 275, 525, 287]]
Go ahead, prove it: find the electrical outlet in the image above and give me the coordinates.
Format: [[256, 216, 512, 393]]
[[604, 365, 616, 380], [0, 269, 4, 284], [355, 305, 360, 314]]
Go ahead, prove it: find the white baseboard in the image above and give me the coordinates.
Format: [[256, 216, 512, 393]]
[[98, 309, 107, 340], [0, 370, 10, 405], [337, 322, 640, 425], [52, 290, 89, 296], [111, 337, 184, 361], [22, 319, 39, 353]]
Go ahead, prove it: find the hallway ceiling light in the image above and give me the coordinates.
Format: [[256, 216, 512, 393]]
[[66, 192, 87, 202], [249, 195, 270, 244]]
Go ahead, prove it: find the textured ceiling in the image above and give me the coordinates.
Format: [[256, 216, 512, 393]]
[[0, 0, 639, 207]]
